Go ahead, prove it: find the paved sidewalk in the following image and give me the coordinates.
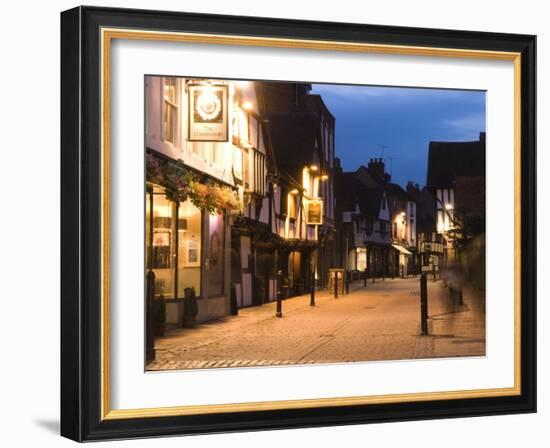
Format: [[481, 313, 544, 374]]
[[147, 277, 485, 371]]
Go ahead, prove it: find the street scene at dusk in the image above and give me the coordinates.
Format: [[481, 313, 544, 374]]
[[144, 77, 486, 370]]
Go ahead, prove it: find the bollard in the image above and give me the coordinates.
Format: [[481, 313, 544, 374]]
[[345, 270, 350, 294], [230, 285, 239, 315], [420, 273, 429, 335], [310, 269, 315, 306], [276, 270, 283, 318], [364, 267, 368, 287], [334, 272, 339, 298], [457, 287, 464, 306]]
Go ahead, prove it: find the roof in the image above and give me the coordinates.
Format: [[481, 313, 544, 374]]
[[385, 182, 413, 202], [357, 186, 385, 220], [427, 135, 485, 188], [267, 112, 321, 179], [304, 94, 335, 122], [337, 171, 386, 221], [336, 172, 360, 212]]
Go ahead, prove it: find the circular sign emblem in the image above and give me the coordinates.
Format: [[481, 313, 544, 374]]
[[196, 89, 221, 121]]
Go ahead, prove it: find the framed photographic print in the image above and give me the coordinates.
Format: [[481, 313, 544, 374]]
[[60, 6, 536, 442]]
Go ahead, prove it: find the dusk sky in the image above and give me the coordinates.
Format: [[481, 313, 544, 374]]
[[311, 84, 486, 188]]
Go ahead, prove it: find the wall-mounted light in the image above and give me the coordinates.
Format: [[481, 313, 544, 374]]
[[242, 101, 253, 110], [290, 188, 299, 195], [445, 203, 454, 210], [309, 165, 319, 172], [320, 174, 329, 181]]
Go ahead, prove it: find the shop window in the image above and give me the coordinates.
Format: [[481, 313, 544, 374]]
[[177, 200, 202, 297], [163, 77, 178, 144], [207, 213, 225, 297], [146, 189, 203, 300], [148, 193, 175, 299]]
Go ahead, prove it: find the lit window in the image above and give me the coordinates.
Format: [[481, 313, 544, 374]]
[[288, 194, 297, 219], [163, 78, 178, 144], [178, 200, 202, 297]]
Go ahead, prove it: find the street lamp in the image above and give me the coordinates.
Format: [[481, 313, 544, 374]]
[[310, 172, 329, 306]]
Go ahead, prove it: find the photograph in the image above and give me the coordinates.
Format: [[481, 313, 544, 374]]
[[144, 77, 487, 371], [57, 5, 537, 442]]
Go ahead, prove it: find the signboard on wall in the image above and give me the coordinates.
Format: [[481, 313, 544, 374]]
[[306, 199, 323, 225], [188, 84, 229, 142]]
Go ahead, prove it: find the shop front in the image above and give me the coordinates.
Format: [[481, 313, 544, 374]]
[[145, 162, 236, 327], [391, 244, 413, 277]]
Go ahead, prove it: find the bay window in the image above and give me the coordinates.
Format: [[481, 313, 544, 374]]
[[146, 186, 203, 300]]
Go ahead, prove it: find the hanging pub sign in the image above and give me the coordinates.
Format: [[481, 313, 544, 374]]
[[306, 199, 323, 225], [188, 84, 229, 142]]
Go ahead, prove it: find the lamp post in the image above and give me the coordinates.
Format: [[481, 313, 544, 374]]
[[306, 167, 329, 304]]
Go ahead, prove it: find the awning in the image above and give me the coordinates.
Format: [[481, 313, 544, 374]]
[[392, 244, 412, 255]]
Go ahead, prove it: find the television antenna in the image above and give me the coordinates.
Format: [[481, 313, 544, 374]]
[[377, 144, 387, 159], [385, 156, 396, 177]]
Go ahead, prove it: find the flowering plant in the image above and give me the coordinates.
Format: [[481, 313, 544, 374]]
[[147, 153, 242, 214]]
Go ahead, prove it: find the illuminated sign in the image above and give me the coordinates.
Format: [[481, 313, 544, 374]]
[[188, 84, 229, 142], [306, 199, 323, 225]]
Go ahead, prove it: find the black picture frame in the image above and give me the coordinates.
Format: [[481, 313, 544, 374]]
[[61, 5, 536, 442]]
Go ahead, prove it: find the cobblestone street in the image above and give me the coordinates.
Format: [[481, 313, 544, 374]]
[[147, 277, 485, 371]]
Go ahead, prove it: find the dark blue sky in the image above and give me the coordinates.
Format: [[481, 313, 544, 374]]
[[311, 84, 486, 187]]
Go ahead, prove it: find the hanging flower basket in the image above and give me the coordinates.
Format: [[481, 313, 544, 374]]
[[147, 154, 242, 214]]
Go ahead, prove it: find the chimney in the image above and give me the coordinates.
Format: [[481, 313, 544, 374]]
[[407, 181, 419, 196], [367, 158, 386, 180]]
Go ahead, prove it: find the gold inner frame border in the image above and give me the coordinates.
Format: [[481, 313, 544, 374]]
[[99, 27, 522, 421]]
